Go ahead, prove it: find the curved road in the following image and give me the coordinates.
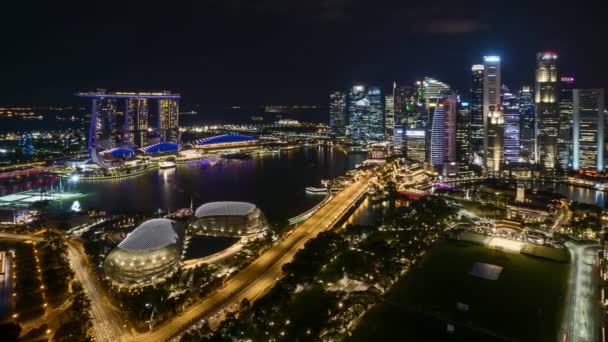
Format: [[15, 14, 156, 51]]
[[128, 176, 371, 342]]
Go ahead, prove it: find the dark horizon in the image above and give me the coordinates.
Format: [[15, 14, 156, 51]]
[[2, 1, 606, 106]]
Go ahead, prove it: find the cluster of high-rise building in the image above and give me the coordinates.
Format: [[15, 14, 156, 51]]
[[76, 90, 181, 151], [330, 51, 608, 176]]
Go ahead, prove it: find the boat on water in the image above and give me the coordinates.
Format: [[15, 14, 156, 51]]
[[306, 187, 328, 195], [305, 187, 341, 195], [159, 161, 177, 169]]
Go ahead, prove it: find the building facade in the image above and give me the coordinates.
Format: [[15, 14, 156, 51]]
[[405, 129, 426, 162], [128, 98, 149, 147], [482, 56, 502, 171], [348, 85, 369, 144], [518, 86, 535, 161], [158, 98, 180, 142], [502, 87, 520, 163], [385, 93, 395, 140], [572, 89, 605, 171], [394, 84, 415, 127], [558, 77, 575, 169]]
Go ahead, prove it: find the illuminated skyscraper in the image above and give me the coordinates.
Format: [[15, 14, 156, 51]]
[[502, 87, 520, 163], [558, 77, 575, 169], [367, 86, 384, 141], [482, 56, 501, 171], [98, 97, 119, 149], [329, 91, 347, 137], [385, 92, 395, 139], [535, 52, 559, 170], [393, 125, 405, 153], [470, 64, 484, 155], [348, 84, 369, 144], [572, 89, 605, 171], [430, 96, 457, 170], [423, 78, 451, 127], [518, 86, 535, 161], [456, 100, 471, 172], [128, 98, 149, 147], [394, 84, 415, 127], [77, 90, 181, 152], [157, 96, 180, 142]]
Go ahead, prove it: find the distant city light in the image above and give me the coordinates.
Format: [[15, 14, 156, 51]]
[[484, 56, 500, 62], [70, 175, 80, 182], [471, 64, 484, 71], [542, 52, 558, 59], [405, 130, 425, 137]]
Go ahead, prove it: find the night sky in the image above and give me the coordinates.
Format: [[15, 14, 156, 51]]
[[2, 1, 606, 106]]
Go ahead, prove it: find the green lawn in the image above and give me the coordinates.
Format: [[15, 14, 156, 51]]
[[351, 241, 569, 342]]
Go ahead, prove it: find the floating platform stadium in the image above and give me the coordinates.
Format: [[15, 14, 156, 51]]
[[0, 189, 84, 208]]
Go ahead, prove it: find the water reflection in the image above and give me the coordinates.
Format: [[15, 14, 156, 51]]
[[49, 147, 366, 223]]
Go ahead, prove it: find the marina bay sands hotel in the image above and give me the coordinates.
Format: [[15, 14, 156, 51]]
[[76, 90, 181, 151]]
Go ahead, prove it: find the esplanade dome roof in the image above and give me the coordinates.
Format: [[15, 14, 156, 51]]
[[117, 218, 180, 251], [194, 201, 256, 218]]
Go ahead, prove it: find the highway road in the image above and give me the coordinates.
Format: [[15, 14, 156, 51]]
[[128, 176, 371, 342], [67, 240, 130, 342], [552, 199, 572, 232], [0, 232, 43, 242], [562, 242, 600, 342]]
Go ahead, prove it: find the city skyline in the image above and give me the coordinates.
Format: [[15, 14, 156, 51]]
[[1, 3, 608, 342]]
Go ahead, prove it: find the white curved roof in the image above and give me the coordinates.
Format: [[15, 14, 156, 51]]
[[118, 218, 180, 251], [195, 201, 256, 218]]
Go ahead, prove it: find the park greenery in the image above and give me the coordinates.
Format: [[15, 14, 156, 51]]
[[54, 281, 92, 342], [39, 230, 74, 304], [181, 196, 457, 341], [13, 243, 45, 320]]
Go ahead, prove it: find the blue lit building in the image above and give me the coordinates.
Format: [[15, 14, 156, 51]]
[[139, 142, 181, 154], [196, 134, 257, 148]]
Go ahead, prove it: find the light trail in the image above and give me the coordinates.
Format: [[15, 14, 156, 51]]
[[67, 240, 129, 341], [562, 242, 600, 342]]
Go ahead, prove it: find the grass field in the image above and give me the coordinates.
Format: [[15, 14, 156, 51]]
[[351, 241, 569, 342]]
